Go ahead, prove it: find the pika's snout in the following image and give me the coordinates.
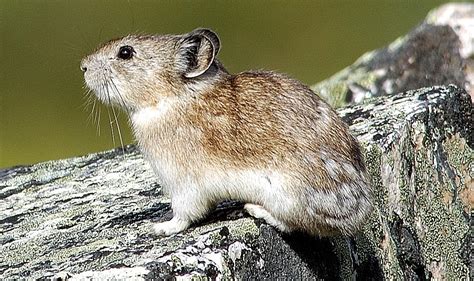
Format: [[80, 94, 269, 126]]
[[80, 57, 90, 73]]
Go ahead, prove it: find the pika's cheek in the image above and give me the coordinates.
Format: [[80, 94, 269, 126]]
[[83, 71, 95, 90], [83, 70, 101, 92]]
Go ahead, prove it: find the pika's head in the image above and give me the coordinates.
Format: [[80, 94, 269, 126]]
[[81, 28, 221, 111]]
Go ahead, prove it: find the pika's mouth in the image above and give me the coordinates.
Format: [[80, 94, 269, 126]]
[[81, 62, 127, 109], [82, 70, 109, 103]]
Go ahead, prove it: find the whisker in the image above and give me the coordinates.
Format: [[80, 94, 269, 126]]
[[87, 99, 96, 123], [112, 105, 124, 150], [91, 99, 101, 136], [97, 104, 101, 136], [106, 104, 116, 146], [108, 82, 125, 150], [81, 88, 93, 110], [82, 94, 93, 108], [110, 79, 128, 112], [104, 82, 117, 148], [82, 87, 93, 100], [82, 85, 102, 137]]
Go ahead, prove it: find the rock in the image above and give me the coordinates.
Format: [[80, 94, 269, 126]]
[[2, 3, 473, 279], [1, 84, 471, 280], [313, 3, 474, 107]]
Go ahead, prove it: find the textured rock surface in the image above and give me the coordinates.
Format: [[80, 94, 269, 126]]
[[313, 3, 474, 107], [1, 85, 472, 280], [2, 3, 474, 279]]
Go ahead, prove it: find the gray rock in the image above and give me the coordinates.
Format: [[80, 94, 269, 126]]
[[313, 3, 474, 107], [1, 84, 472, 280], [2, 3, 473, 279]]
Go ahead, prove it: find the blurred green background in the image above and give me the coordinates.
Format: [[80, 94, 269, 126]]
[[1, 0, 455, 168]]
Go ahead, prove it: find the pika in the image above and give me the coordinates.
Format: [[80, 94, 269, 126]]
[[81, 28, 373, 237]]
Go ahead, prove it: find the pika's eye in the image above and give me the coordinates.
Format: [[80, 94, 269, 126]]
[[118, 45, 135, 60]]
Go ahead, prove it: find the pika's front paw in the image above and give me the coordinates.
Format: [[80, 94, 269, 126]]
[[153, 217, 190, 236]]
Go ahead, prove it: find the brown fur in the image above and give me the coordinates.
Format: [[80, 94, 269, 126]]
[[81, 28, 373, 237], [188, 71, 365, 191]]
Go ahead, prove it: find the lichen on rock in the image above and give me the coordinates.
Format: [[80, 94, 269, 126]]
[[313, 3, 474, 107], [1, 85, 471, 279], [1, 3, 473, 279]]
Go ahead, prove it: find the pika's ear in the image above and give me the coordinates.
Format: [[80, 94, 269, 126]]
[[177, 28, 220, 78]]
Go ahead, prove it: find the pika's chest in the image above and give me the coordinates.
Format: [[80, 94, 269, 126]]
[[131, 105, 203, 186], [131, 103, 187, 147]]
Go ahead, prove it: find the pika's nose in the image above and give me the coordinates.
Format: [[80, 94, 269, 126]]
[[80, 62, 88, 72], [80, 58, 89, 72]]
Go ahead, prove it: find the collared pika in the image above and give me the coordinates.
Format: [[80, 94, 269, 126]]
[[81, 28, 373, 237]]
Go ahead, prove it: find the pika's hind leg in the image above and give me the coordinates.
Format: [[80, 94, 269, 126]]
[[244, 203, 290, 232]]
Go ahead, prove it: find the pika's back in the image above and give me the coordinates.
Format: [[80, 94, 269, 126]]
[[191, 70, 365, 179]]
